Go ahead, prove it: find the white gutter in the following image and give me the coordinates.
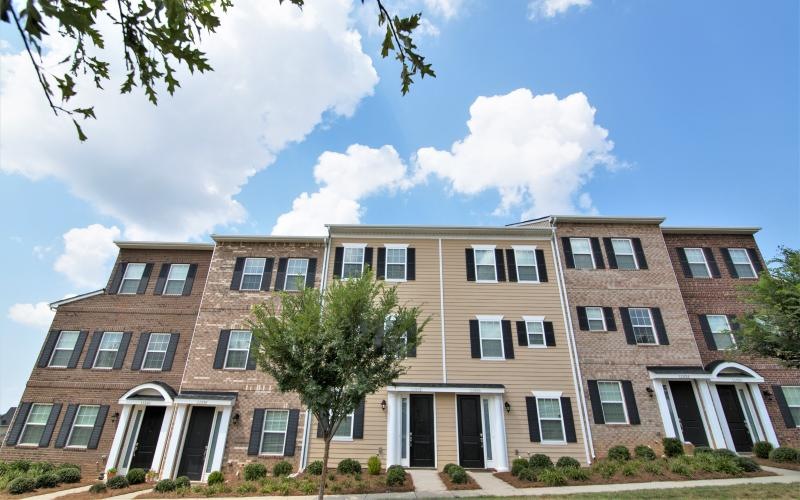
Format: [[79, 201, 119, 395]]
[[438, 238, 447, 383]]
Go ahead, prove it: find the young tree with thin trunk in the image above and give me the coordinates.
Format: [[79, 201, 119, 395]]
[[249, 269, 426, 499]]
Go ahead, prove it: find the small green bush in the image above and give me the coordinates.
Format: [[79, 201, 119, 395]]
[[446, 465, 465, 477], [367, 455, 381, 475], [154, 479, 176, 492], [56, 467, 81, 484], [769, 447, 799, 463], [10, 460, 32, 472], [207, 471, 224, 486], [89, 482, 107, 494], [443, 463, 459, 475], [693, 446, 713, 455], [106, 475, 129, 489], [449, 468, 468, 484], [714, 458, 743, 476], [175, 476, 191, 489], [35, 473, 60, 489], [385, 465, 405, 486], [272, 460, 293, 477], [634, 445, 656, 461], [593, 460, 618, 479], [237, 482, 258, 494], [562, 466, 589, 481], [643, 460, 663, 475], [125, 468, 146, 485], [30, 462, 54, 475], [58, 463, 81, 473], [537, 468, 567, 487], [662, 437, 684, 457], [337, 458, 361, 475], [243, 462, 267, 481], [8, 477, 36, 494], [511, 458, 529, 477], [713, 448, 737, 458], [556, 456, 581, 469], [306, 460, 323, 475], [752, 441, 773, 459], [607, 445, 631, 461], [621, 460, 640, 476], [529, 453, 553, 470], [516, 467, 536, 482], [668, 458, 693, 477], [736, 457, 760, 472]]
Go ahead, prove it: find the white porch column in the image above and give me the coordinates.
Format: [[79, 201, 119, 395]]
[[652, 381, 678, 438], [162, 405, 189, 479], [208, 407, 231, 474], [105, 405, 133, 473], [492, 396, 509, 472], [696, 381, 727, 448], [151, 405, 175, 476], [386, 393, 399, 466], [750, 385, 780, 447], [708, 385, 736, 450]]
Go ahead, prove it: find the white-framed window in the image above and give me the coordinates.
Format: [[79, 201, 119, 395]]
[[707, 315, 735, 350], [473, 246, 497, 282], [260, 410, 289, 455], [119, 263, 146, 294], [477, 316, 504, 359], [729, 248, 757, 278], [513, 246, 539, 282], [240, 258, 266, 291], [629, 308, 657, 344], [164, 264, 190, 295], [523, 316, 545, 347], [49, 331, 79, 367], [385, 245, 408, 281], [586, 307, 606, 331], [333, 412, 354, 441], [684, 248, 711, 278], [224, 330, 252, 369], [19, 404, 53, 445], [66, 405, 99, 448], [597, 381, 628, 424], [536, 397, 565, 443], [93, 332, 123, 369], [284, 258, 309, 291], [612, 238, 638, 270], [570, 238, 595, 270], [782, 387, 800, 426], [142, 333, 171, 370], [342, 245, 366, 279]]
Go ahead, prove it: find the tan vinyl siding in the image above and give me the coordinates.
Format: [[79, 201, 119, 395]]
[[436, 393, 458, 466]]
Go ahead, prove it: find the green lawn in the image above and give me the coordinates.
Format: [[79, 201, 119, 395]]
[[481, 482, 800, 499]]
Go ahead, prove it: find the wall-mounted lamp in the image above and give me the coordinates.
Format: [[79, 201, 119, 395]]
[[380, 400, 387, 411], [762, 389, 773, 400], [111, 412, 119, 424], [504, 401, 511, 413], [645, 387, 655, 398], [232, 412, 241, 425]]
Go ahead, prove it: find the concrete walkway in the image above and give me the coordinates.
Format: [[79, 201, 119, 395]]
[[406, 469, 451, 498], [19, 485, 90, 499]]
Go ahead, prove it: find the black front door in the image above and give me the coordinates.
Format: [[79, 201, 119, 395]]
[[130, 406, 166, 470], [669, 381, 709, 447], [410, 394, 435, 467], [717, 385, 753, 452], [457, 395, 484, 468], [177, 407, 215, 480]]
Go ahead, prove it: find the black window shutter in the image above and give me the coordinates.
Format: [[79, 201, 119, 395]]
[[591, 238, 605, 269], [246, 335, 258, 371], [261, 258, 275, 292], [39, 403, 62, 447], [525, 397, 541, 442], [699, 315, 717, 350], [406, 248, 416, 280], [747, 248, 764, 274], [108, 262, 127, 294], [603, 238, 617, 269], [87, 405, 109, 449], [651, 308, 669, 345], [632, 238, 648, 269], [333, 247, 344, 279], [67, 330, 88, 368], [137, 263, 153, 294], [535, 249, 548, 282], [561, 237, 575, 268], [677, 248, 693, 277], [274, 258, 288, 291], [353, 399, 366, 439], [182, 264, 198, 295], [83, 331, 103, 369], [162, 333, 180, 371], [131, 332, 150, 371], [376, 248, 386, 280], [154, 263, 170, 295], [576, 307, 589, 331], [364, 247, 374, 272], [283, 409, 300, 456], [544, 322, 556, 346], [560, 397, 577, 442], [407, 323, 417, 357], [773, 386, 797, 428], [38, 330, 60, 368], [620, 308, 635, 344], [248, 409, 264, 455], [505, 249, 517, 282], [495, 249, 506, 282], [621, 381, 641, 424], [6, 403, 32, 446], [55, 404, 77, 448], [469, 320, 481, 358], [213, 330, 231, 369], [305, 258, 317, 288], [721, 248, 738, 278], [501, 320, 514, 359], [465, 249, 476, 281], [516, 321, 528, 346], [603, 307, 617, 331], [703, 248, 721, 278], [587, 380, 605, 424], [230, 257, 245, 289], [113, 332, 132, 370]]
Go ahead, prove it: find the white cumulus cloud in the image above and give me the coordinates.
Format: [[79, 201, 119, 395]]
[[528, 0, 591, 19], [8, 302, 55, 330], [54, 224, 121, 289], [423, 0, 463, 19]]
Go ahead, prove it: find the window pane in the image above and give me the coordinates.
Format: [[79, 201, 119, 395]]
[[386, 264, 406, 280], [573, 254, 594, 270], [56, 331, 79, 349], [99, 332, 122, 350], [476, 265, 496, 281], [343, 248, 364, 263], [287, 259, 308, 275], [707, 315, 730, 333], [611, 239, 633, 255], [342, 263, 362, 279], [27, 405, 52, 424], [68, 426, 92, 447], [481, 339, 502, 358], [229, 331, 252, 349], [475, 249, 495, 266], [94, 350, 117, 368], [20, 425, 45, 445], [285, 275, 304, 291], [401, 398, 408, 459], [541, 421, 564, 441], [526, 321, 544, 345], [684, 248, 704, 263], [334, 414, 353, 438], [225, 351, 247, 368], [781, 387, 800, 406], [517, 266, 538, 281], [261, 433, 285, 454], [240, 274, 262, 290], [689, 263, 710, 278], [616, 255, 637, 270], [598, 382, 623, 402], [515, 250, 535, 266], [125, 263, 146, 279], [537, 399, 561, 419], [602, 402, 626, 423], [168, 264, 190, 281], [264, 411, 289, 432], [729, 249, 749, 264], [791, 408, 800, 426], [75, 406, 99, 425], [586, 308, 604, 331], [570, 239, 591, 254], [50, 350, 72, 367], [244, 258, 266, 274], [713, 332, 734, 350], [142, 352, 166, 370], [164, 280, 185, 295], [480, 321, 501, 338], [735, 263, 755, 278], [149, 333, 171, 351], [482, 399, 492, 460], [386, 249, 406, 264]]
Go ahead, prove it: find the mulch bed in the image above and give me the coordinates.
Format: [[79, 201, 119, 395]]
[[58, 482, 154, 499], [0, 481, 95, 499], [438, 472, 480, 490], [494, 468, 772, 489], [753, 458, 800, 471]]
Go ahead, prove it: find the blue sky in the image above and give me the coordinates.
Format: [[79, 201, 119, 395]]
[[0, 0, 797, 411]]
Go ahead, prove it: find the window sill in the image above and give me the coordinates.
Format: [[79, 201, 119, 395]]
[[92, 367, 113, 371], [526, 345, 548, 349], [635, 343, 660, 347], [475, 280, 499, 284], [46, 366, 69, 369], [223, 367, 247, 371], [479, 357, 507, 361], [15, 444, 40, 449], [65, 446, 89, 451], [539, 441, 567, 446], [517, 280, 541, 284], [332, 437, 353, 442], [588, 329, 607, 333], [385, 279, 407, 283], [259, 452, 284, 456], [140, 368, 165, 372], [603, 422, 630, 426]]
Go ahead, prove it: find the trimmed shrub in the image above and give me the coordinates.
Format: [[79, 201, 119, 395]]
[[621, 461, 640, 476], [237, 482, 258, 494], [306, 461, 323, 475], [713, 448, 737, 458], [446, 465, 465, 477], [693, 446, 713, 455], [537, 468, 567, 487], [154, 479, 176, 492], [30, 462, 54, 475], [337, 458, 361, 475], [607, 445, 631, 462], [89, 482, 107, 494], [443, 463, 459, 475], [272, 460, 293, 477], [385, 466, 405, 487], [511, 458, 529, 477], [244, 462, 267, 481], [126, 468, 146, 485], [516, 467, 536, 482], [562, 466, 589, 481], [643, 460, 663, 475], [8, 477, 36, 494], [56, 467, 81, 484], [592, 460, 618, 479], [58, 463, 81, 473], [736, 457, 760, 472], [175, 476, 191, 489], [752, 441, 773, 459], [529, 454, 553, 470], [556, 456, 581, 469], [107, 476, 129, 489], [10, 460, 32, 472], [207, 471, 224, 486], [367, 456, 381, 475], [662, 437, 684, 457], [450, 468, 468, 484], [668, 459, 693, 477], [634, 445, 656, 461], [769, 447, 799, 463], [714, 458, 743, 476], [35, 473, 60, 489]]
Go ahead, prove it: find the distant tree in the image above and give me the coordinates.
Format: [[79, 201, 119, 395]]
[[249, 269, 427, 498], [734, 247, 800, 368], [1, 0, 434, 140]]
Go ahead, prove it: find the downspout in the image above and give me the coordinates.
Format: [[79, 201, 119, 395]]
[[438, 238, 447, 383]]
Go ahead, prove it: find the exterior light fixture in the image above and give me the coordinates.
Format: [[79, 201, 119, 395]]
[[381, 400, 387, 411], [646, 387, 655, 397], [504, 401, 511, 413], [232, 412, 241, 425]]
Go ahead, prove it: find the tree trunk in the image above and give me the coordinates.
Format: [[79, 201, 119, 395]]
[[317, 436, 331, 499]]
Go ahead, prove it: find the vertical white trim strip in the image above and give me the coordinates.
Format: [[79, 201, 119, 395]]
[[654, 381, 678, 438], [697, 380, 727, 448], [749, 384, 779, 447], [105, 405, 133, 473], [438, 238, 447, 383]]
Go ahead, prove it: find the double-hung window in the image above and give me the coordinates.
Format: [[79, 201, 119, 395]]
[[19, 404, 53, 445], [93, 332, 122, 369], [536, 398, 565, 442], [612, 239, 637, 270], [474, 247, 497, 282], [119, 263, 146, 294], [782, 387, 800, 426], [164, 264, 190, 295], [570, 238, 595, 269], [707, 315, 734, 350], [514, 247, 539, 282], [333, 412, 354, 440], [729, 249, 757, 278], [142, 333, 171, 370], [260, 410, 289, 455], [49, 331, 79, 367], [240, 258, 266, 290], [684, 248, 711, 278], [629, 308, 657, 344], [342, 246, 365, 279], [586, 307, 606, 331], [524, 317, 545, 347], [284, 258, 309, 291], [597, 381, 627, 424], [385, 246, 407, 281], [225, 330, 252, 369], [478, 318, 504, 359], [67, 405, 99, 447]]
